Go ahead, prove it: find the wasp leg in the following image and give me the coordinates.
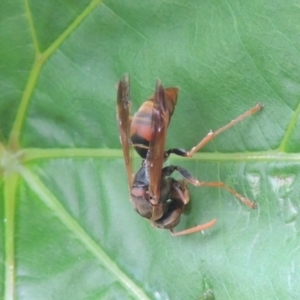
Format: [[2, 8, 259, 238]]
[[164, 148, 189, 158], [162, 165, 202, 186], [163, 165, 256, 209], [166, 182, 217, 236], [196, 180, 256, 209], [187, 103, 263, 157], [164, 103, 263, 159], [170, 218, 217, 236]]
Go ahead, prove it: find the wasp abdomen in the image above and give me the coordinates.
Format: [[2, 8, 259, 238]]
[[130, 100, 154, 158]]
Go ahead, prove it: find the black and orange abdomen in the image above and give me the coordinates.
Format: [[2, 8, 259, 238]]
[[130, 88, 178, 159], [130, 100, 153, 158]]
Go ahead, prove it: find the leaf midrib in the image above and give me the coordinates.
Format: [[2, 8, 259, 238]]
[[23, 148, 300, 163]]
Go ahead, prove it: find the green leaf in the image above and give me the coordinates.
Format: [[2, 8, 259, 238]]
[[1, 0, 300, 299]]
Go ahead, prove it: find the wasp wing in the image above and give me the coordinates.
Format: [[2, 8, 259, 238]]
[[117, 73, 133, 190], [147, 80, 178, 207]]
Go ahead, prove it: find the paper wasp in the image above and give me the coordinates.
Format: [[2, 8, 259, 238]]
[[117, 74, 262, 236]]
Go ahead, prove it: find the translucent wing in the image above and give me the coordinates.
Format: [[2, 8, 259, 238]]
[[147, 80, 178, 206], [116, 74, 133, 189]]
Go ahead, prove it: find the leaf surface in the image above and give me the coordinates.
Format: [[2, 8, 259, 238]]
[[1, 0, 300, 299]]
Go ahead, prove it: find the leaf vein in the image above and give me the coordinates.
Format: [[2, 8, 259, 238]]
[[19, 167, 151, 300]]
